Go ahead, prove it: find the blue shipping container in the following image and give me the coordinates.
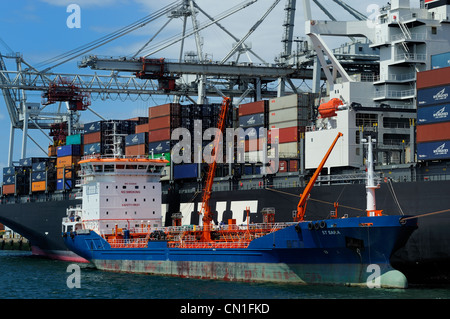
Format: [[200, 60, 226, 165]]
[[19, 157, 47, 167], [148, 140, 171, 153], [57, 179, 73, 190], [417, 104, 450, 124], [173, 163, 198, 179], [3, 166, 21, 175], [32, 171, 47, 182], [239, 113, 265, 128], [431, 52, 450, 70], [32, 162, 48, 172], [57, 144, 81, 157], [84, 121, 102, 134], [125, 132, 148, 146], [417, 85, 450, 106], [83, 142, 102, 155], [417, 140, 450, 160], [3, 175, 15, 185]]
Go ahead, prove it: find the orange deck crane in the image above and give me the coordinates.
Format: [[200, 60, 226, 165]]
[[199, 96, 231, 242], [294, 132, 343, 222]]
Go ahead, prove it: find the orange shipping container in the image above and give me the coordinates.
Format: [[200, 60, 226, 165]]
[[135, 123, 149, 134], [2, 184, 15, 195], [83, 131, 101, 144], [48, 145, 57, 157], [125, 144, 148, 157], [57, 168, 74, 179], [32, 181, 46, 192], [417, 122, 450, 143], [57, 156, 81, 168]]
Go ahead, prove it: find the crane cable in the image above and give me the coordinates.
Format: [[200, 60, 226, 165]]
[[35, 1, 182, 71]]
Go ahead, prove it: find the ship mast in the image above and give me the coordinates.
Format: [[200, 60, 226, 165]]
[[364, 135, 382, 217]]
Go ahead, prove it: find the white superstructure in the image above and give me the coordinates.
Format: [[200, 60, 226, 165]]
[[62, 156, 168, 235], [305, 0, 450, 173]]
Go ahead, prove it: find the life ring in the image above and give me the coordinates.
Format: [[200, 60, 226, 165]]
[[310, 20, 316, 25]]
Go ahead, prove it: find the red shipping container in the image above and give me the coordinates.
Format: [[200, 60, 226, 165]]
[[149, 103, 180, 119], [148, 116, 171, 130], [289, 159, 299, 172], [417, 67, 450, 89], [148, 116, 180, 131], [244, 138, 266, 152], [238, 100, 267, 117], [83, 131, 101, 144], [416, 121, 450, 143], [125, 144, 148, 156], [279, 160, 287, 173], [268, 126, 299, 144], [135, 123, 149, 134], [148, 128, 171, 142]]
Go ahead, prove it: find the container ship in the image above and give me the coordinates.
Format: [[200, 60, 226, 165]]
[[1, 0, 450, 283]]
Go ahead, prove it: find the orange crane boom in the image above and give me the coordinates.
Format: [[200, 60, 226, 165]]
[[200, 97, 231, 242], [295, 132, 343, 222]]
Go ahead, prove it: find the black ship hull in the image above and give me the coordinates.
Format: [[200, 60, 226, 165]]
[[1, 180, 449, 283]]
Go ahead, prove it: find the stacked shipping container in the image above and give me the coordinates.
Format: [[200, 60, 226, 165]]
[[238, 100, 268, 164], [266, 94, 311, 171], [56, 145, 81, 190], [416, 65, 450, 160], [31, 158, 56, 192]]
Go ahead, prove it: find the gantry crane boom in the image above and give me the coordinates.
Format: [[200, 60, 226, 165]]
[[199, 96, 231, 242]]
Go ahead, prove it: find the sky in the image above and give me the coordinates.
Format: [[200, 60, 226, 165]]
[[0, 0, 421, 174]]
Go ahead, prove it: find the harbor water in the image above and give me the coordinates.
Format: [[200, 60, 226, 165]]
[[0, 251, 448, 301]]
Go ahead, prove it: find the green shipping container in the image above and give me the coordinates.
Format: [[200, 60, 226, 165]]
[[66, 134, 83, 145], [151, 153, 171, 166]]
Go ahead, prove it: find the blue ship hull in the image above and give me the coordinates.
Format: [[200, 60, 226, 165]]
[[63, 215, 417, 288]]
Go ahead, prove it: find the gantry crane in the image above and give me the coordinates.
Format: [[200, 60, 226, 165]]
[[0, 0, 376, 165]]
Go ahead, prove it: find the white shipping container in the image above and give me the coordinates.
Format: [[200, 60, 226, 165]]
[[278, 142, 299, 158], [269, 107, 299, 123], [269, 94, 298, 111], [268, 120, 299, 129]]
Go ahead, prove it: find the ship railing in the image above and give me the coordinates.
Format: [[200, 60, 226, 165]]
[[108, 238, 148, 248], [394, 53, 426, 62], [167, 241, 250, 249], [81, 154, 151, 161], [391, 32, 427, 42], [126, 222, 295, 237]]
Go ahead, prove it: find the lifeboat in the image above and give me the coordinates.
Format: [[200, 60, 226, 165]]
[[318, 98, 343, 118]]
